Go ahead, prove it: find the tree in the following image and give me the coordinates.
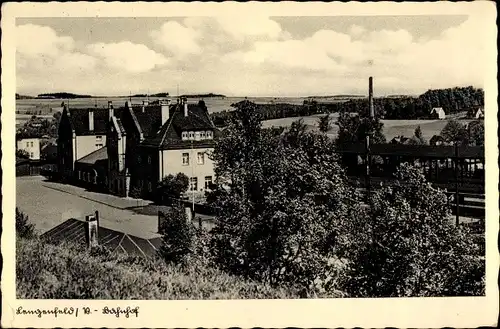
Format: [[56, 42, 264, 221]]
[[318, 114, 332, 133], [440, 120, 468, 144], [335, 112, 386, 174], [338, 164, 485, 297], [467, 120, 484, 146], [209, 100, 362, 292], [158, 204, 195, 264], [157, 173, 189, 204], [16, 208, 35, 239], [410, 125, 426, 145], [16, 149, 30, 159]]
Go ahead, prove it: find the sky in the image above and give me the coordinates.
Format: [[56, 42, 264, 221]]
[[15, 15, 490, 97]]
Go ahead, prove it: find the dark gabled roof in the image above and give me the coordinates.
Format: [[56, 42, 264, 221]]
[[75, 146, 108, 164], [41, 218, 161, 259], [132, 106, 163, 138], [115, 117, 126, 135], [68, 107, 122, 135], [141, 103, 221, 149]]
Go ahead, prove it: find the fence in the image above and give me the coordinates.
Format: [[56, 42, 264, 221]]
[[337, 142, 485, 224]]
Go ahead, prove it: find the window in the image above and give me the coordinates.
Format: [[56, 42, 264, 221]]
[[96, 143, 103, 148], [182, 131, 188, 140], [30, 152, 34, 158], [205, 176, 213, 190], [148, 156, 151, 164], [189, 131, 194, 140], [197, 152, 205, 165], [148, 181, 152, 192], [96, 136, 103, 141], [206, 131, 213, 139], [182, 153, 190, 166], [190, 177, 198, 191], [26, 142, 29, 148], [30, 141, 34, 147], [201, 131, 206, 139]]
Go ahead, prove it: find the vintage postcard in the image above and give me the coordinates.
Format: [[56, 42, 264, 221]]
[[1, 1, 498, 328]]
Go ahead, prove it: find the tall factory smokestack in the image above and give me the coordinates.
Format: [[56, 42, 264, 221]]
[[369, 76, 374, 118]]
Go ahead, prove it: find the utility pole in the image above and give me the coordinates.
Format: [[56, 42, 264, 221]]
[[365, 76, 374, 204]]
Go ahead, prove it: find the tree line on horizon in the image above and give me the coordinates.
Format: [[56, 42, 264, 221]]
[[209, 86, 484, 126]]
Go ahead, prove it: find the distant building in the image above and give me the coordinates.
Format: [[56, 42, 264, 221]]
[[57, 98, 220, 200], [474, 107, 484, 119], [17, 137, 40, 160], [57, 103, 110, 181], [137, 98, 220, 199], [430, 107, 446, 120]]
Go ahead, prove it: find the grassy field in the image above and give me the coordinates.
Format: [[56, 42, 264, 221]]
[[262, 114, 475, 141]]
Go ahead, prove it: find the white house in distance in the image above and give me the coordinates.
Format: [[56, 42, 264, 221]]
[[17, 137, 41, 160], [474, 107, 484, 119], [430, 107, 446, 120]]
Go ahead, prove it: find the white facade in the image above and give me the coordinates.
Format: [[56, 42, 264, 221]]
[[430, 107, 446, 120], [73, 135, 106, 161], [159, 147, 215, 192], [17, 138, 40, 160]]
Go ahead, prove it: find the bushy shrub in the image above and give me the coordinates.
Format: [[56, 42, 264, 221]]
[[158, 204, 195, 264], [16, 208, 35, 239], [337, 163, 485, 297], [157, 173, 189, 203]]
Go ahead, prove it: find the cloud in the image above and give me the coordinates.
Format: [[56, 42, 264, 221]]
[[222, 16, 488, 93], [150, 21, 202, 56], [87, 41, 169, 73], [16, 24, 75, 57], [215, 16, 283, 40], [16, 16, 490, 97], [349, 24, 366, 37], [16, 24, 97, 74]]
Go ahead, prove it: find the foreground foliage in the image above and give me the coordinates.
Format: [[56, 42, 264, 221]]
[[16, 237, 317, 299], [208, 101, 363, 293], [337, 164, 485, 297]]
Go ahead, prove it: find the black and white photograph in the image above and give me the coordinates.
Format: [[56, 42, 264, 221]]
[[2, 2, 498, 328]]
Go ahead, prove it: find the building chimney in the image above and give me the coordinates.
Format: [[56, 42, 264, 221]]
[[184, 101, 188, 117], [160, 99, 171, 125], [89, 108, 94, 131], [85, 211, 99, 248], [369, 77, 374, 118], [108, 101, 114, 119]]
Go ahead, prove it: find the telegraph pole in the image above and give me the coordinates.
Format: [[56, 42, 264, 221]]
[[365, 76, 374, 204]]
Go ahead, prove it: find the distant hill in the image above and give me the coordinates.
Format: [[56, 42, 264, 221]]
[[181, 93, 226, 98], [16, 93, 35, 100], [130, 92, 170, 98], [37, 92, 92, 99]]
